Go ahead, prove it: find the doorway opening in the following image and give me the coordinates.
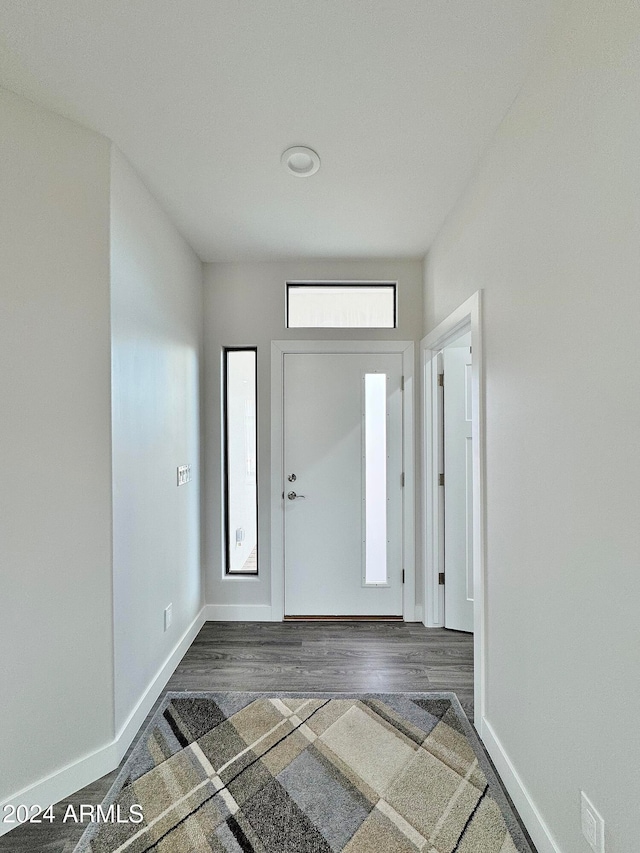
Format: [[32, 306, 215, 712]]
[[421, 292, 486, 732], [441, 330, 473, 633]]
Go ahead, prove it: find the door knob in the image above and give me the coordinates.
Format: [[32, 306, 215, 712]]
[[287, 473, 297, 482], [287, 491, 306, 500]]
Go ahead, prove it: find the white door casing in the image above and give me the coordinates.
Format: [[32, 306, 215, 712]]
[[420, 291, 486, 733], [283, 352, 403, 616], [271, 340, 416, 623], [443, 345, 474, 632]]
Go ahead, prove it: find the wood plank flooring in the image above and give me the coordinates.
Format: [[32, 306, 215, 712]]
[[0, 622, 473, 853]]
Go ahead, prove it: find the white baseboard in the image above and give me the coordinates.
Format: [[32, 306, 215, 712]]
[[481, 717, 562, 853], [114, 606, 207, 752], [204, 605, 422, 622], [0, 738, 119, 838], [204, 604, 273, 621], [0, 606, 206, 838]]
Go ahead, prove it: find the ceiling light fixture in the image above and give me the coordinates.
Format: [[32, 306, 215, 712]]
[[281, 146, 320, 177]]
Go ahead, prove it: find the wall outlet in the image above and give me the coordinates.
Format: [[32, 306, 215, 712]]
[[177, 465, 191, 486], [581, 792, 604, 852], [164, 604, 172, 631]]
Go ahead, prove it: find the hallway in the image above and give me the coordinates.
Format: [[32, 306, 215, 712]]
[[1, 624, 472, 852]]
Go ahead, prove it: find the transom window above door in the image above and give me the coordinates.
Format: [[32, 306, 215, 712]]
[[286, 282, 397, 329]]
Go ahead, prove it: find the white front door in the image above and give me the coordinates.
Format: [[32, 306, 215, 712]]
[[443, 345, 474, 632], [284, 352, 404, 616]]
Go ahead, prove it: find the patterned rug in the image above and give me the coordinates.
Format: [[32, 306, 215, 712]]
[[74, 692, 534, 853]]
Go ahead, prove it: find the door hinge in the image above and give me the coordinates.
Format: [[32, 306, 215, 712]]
[[438, 572, 445, 585], [402, 570, 405, 584], [438, 372, 444, 387], [401, 472, 405, 487], [439, 472, 444, 487], [401, 375, 405, 392]]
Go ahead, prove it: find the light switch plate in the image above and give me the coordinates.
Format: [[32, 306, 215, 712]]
[[177, 465, 191, 486], [164, 604, 172, 631]]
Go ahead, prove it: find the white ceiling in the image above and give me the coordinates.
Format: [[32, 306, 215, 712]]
[[0, 1, 549, 262]]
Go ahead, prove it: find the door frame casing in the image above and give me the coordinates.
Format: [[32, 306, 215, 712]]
[[421, 291, 486, 733], [271, 340, 416, 622]]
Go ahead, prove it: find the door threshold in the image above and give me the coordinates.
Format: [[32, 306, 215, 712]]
[[284, 615, 404, 622]]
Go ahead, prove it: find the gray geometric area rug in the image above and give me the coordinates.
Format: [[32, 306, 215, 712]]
[[74, 692, 534, 853]]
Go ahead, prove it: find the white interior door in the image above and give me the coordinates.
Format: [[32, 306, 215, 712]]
[[443, 345, 474, 632], [284, 352, 403, 616]]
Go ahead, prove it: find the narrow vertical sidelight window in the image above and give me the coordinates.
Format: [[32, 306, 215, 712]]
[[223, 348, 258, 574], [364, 373, 388, 584]]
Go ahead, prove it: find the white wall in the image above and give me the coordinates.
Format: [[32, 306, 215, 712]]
[[204, 259, 423, 616], [423, 1, 640, 850], [0, 89, 113, 801], [110, 147, 204, 731]]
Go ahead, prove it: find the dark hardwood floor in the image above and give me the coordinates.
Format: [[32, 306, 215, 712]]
[[1, 622, 473, 852]]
